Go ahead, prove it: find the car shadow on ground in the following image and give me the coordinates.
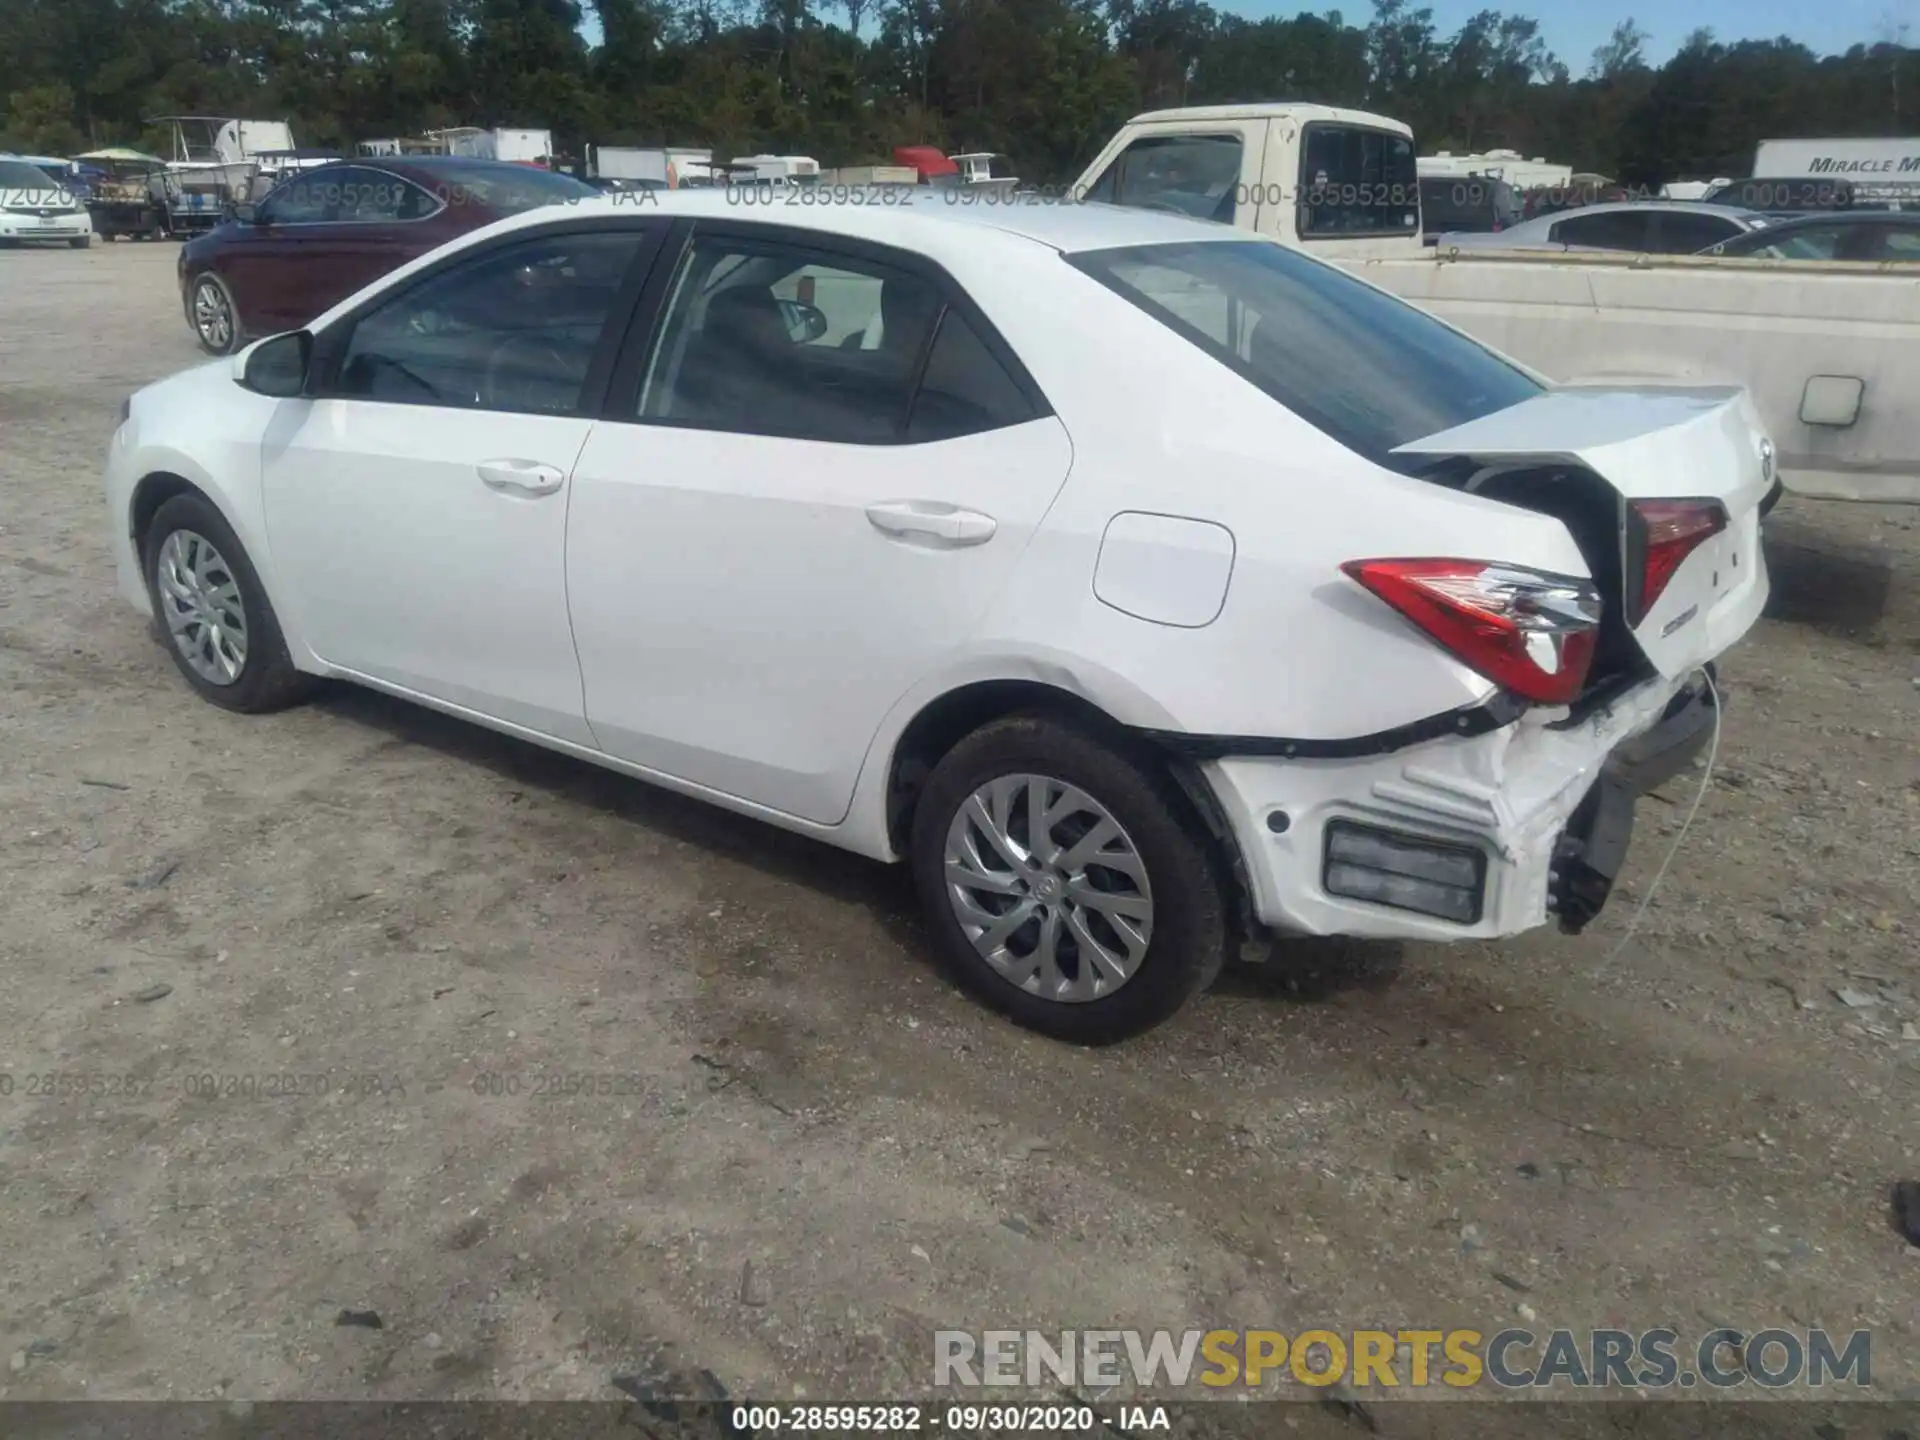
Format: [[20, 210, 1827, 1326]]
[[1761, 521, 1895, 638], [309, 684, 1415, 1017], [1213, 937, 1409, 1002], [310, 682, 929, 951]]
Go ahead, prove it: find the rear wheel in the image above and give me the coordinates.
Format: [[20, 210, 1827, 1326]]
[[142, 494, 313, 713], [188, 272, 241, 354], [910, 714, 1228, 1044]]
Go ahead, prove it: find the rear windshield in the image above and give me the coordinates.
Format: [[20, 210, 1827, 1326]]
[[1298, 124, 1420, 239], [1070, 239, 1542, 465], [416, 163, 597, 213]]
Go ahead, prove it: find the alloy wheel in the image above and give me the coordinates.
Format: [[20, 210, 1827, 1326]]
[[942, 773, 1154, 1003], [192, 279, 233, 351], [156, 529, 248, 685]]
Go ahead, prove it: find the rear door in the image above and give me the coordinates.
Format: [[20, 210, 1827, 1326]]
[[564, 221, 1075, 824]]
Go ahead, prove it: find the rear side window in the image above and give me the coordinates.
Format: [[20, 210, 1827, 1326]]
[[638, 235, 943, 444], [1070, 239, 1541, 467], [1297, 124, 1419, 239], [1548, 211, 1654, 250], [1084, 134, 1242, 225], [907, 309, 1036, 443], [417, 163, 597, 214]]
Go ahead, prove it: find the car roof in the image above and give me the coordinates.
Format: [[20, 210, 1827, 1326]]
[[1126, 102, 1412, 136], [1741, 209, 1918, 229], [1526, 200, 1768, 221], [475, 187, 1259, 257]]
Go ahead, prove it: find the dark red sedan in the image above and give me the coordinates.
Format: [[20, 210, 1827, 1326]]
[[178, 157, 600, 354]]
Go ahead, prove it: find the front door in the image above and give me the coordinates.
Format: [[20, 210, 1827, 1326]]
[[260, 223, 661, 745], [566, 224, 1074, 824]]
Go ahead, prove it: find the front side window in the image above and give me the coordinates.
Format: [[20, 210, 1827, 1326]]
[[1881, 226, 1920, 260], [1730, 223, 1849, 260], [638, 236, 943, 444], [259, 172, 342, 225], [1087, 135, 1242, 224], [324, 166, 441, 223], [1297, 124, 1420, 239], [415, 162, 596, 215], [329, 229, 647, 415], [1071, 239, 1542, 467], [1655, 211, 1746, 253]]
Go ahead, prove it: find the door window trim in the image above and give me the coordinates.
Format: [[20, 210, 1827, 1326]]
[[599, 218, 1054, 441], [304, 215, 671, 418]]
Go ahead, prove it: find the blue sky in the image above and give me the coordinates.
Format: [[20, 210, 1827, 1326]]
[[1247, 0, 1906, 69]]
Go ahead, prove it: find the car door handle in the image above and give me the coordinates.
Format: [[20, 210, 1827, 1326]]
[[865, 500, 997, 546], [477, 459, 565, 497]]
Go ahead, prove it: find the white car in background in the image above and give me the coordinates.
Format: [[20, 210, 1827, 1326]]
[[1436, 200, 1772, 254], [103, 193, 1771, 1043], [0, 156, 93, 247]]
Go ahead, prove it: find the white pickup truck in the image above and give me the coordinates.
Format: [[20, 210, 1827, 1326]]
[[1075, 104, 1920, 503]]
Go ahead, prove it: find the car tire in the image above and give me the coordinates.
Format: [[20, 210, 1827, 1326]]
[[188, 272, 242, 355], [910, 713, 1229, 1044], [142, 493, 314, 714], [69, 234, 92, 249]]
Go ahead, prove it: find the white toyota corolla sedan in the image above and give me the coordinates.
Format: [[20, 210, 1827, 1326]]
[[104, 189, 1773, 1043]]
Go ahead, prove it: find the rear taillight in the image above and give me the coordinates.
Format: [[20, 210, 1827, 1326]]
[[1342, 559, 1602, 706], [1625, 499, 1727, 626]]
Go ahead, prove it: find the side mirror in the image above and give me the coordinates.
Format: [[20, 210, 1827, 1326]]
[[231, 201, 258, 225], [235, 331, 312, 398]]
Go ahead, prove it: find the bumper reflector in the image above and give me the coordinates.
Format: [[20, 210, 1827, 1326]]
[[1323, 821, 1487, 924]]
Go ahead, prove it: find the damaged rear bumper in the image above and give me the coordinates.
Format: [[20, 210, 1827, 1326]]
[[1193, 669, 1720, 943]]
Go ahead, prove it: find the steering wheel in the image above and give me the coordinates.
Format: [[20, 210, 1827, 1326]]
[[483, 337, 574, 412]]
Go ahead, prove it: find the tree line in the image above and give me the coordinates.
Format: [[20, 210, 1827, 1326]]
[[1, 0, 1912, 187]]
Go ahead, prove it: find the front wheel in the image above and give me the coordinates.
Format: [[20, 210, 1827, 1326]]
[[910, 715, 1228, 1044], [188, 272, 241, 354], [142, 493, 313, 713], [69, 234, 92, 249]]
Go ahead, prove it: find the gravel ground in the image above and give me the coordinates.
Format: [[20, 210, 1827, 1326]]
[[0, 241, 1916, 1431]]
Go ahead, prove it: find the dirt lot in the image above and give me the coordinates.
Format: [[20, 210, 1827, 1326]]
[[1, 240, 1917, 1424]]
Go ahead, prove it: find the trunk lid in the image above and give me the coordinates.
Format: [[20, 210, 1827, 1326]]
[[1392, 386, 1773, 680]]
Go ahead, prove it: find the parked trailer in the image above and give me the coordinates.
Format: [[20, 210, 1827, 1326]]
[[820, 165, 918, 187], [589, 146, 712, 187], [426, 128, 554, 166]]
